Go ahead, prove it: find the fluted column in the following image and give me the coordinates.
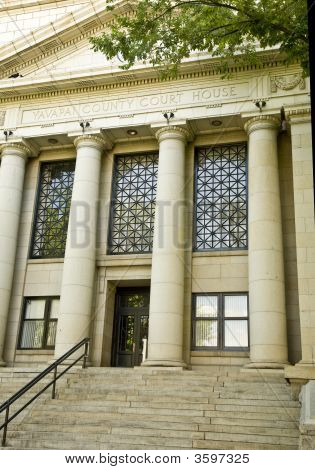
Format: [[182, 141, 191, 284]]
[[54, 134, 107, 359], [244, 115, 288, 368], [0, 141, 33, 366], [143, 126, 189, 367]]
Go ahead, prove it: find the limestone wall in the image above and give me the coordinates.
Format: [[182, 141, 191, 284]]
[[3, 148, 74, 364], [3, 126, 304, 367]]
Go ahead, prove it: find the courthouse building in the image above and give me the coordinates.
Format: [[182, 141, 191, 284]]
[[0, 0, 314, 381]]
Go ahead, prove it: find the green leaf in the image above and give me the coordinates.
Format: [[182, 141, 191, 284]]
[[90, 1, 309, 75]]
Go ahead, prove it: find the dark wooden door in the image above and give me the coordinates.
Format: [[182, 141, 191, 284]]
[[112, 288, 149, 367]]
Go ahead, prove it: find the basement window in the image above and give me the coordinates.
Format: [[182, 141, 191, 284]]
[[192, 293, 249, 351], [18, 298, 59, 350]]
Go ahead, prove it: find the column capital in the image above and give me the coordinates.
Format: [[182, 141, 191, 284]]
[[154, 126, 192, 144], [244, 115, 280, 135], [286, 106, 312, 124], [73, 133, 111, 152], [0, 139, 39, 159]]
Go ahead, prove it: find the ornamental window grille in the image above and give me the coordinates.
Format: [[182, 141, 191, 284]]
[[109, 153, 159, 254], [31, 161, 75, 258], [195, 144, 247, 251]]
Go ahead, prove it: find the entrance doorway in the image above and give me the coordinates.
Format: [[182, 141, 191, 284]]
[[112, 288, 149, 367]]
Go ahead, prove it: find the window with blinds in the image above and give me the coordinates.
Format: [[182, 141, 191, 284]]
[[192, 293, 249, 350], [18, 298, 59, 349]]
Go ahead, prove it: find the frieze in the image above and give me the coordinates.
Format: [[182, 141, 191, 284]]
[[270, 74, 306, 93], [0, 110, 5, 126], [21, 83, 249, 125], [119, 114, 135, 119]]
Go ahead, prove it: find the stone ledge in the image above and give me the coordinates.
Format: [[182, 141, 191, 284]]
[[191, 351, 249, 357], [284, 365, 315, 400], [285, 365, 315, 381]]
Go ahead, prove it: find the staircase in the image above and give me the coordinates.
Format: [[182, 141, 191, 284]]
[[1, 367, 300, 450]]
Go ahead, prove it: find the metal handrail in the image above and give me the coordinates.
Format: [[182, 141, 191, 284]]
[[0, 337, 90, 447]]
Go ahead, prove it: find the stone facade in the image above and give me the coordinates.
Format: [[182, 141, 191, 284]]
[[0, 1, 314, 385]]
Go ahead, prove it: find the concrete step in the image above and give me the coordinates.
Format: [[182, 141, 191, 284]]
[[59, 391, 219, 402], [7, 432, 195, 449], [10, 425, 204, 442], [202, 430, 298, 447], [193, 439, 298, 450], [7, 429, 298, 450], [207, 403, 300, 415], [205, 409, 299, 422], [38, 399, 215, 412], [199, 423, 299, 438], [210, 416, 299, 429], [55, 393, 298, 409], [29, 409, 211, 424], [12, 418, 200, 433], [216, 390, 291, 400], [1, 366, 300, 451], [14, 418, 299, 438]]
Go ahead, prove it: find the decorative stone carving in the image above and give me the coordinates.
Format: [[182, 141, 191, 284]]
[[155, 125, 192, 143], [270, 74, 306, 93], [244, 115, 280, 135], [73, 134, 110, 151], [0, 139, 39, 159], [0, 111, 5, 126]]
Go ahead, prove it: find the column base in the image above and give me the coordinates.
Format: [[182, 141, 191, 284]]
[[0, 359, 6, 367], [295, 360, 315, 367], [141, 359, 187, 368], [243, 361, 289, 370]]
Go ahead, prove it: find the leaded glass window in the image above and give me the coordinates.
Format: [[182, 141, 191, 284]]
[[192, 293, 249, 350], [195, 144, 247, 250], [31, 161, 75, 258], [109, 153, 158, 254]]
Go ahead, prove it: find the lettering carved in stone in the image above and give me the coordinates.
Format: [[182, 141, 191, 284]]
[[270, 74, 306, 93], [21, 83, 249, 125]]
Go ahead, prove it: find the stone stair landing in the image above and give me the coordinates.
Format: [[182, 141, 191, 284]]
[[1, 367, 300, 450]]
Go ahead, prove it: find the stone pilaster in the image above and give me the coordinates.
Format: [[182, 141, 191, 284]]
[[0, 141, 35, 366], [54, 134, 108, 359], [244, 115, 288, 368], [143, 126, 190, 367], [287, 107, 315, 366]]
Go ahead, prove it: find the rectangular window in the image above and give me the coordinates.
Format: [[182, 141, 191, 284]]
[[31, 161, 75, 259], [19, 298, 59, 349], [194, 144, 247, 251], [108, 153, 158, 254], [192, 293, 249, 350]]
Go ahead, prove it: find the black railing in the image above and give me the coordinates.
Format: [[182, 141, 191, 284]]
[[0, 337, 90, 447]]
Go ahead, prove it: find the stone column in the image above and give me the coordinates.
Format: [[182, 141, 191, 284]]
[[244, 116, 288, 368], [143, 126, 189, 367], [54, 134, 107, 359], [0, 141, 33, 366]]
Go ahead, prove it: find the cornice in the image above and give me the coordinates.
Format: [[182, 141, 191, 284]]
[[244, 115, 280, 135], [0, 28, 102, 81], [0, 0, 303, 103], [286, 106, 312, 124], [0, 57, 293, 104], [0, 1, 82, 11], [0, 1, 129, 78]]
